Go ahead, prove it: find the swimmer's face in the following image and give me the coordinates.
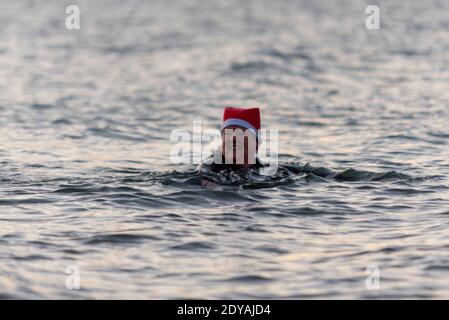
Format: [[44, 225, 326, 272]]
[[221, 125, 258, 166]]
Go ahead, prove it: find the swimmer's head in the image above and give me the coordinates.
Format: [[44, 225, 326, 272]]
[[220, 107, 261, 167]]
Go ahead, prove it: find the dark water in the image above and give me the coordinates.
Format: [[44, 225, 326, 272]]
[[1, 0, 449, 299]]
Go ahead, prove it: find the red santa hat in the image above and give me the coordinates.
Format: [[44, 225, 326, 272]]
[[220, 107, 261, 140]]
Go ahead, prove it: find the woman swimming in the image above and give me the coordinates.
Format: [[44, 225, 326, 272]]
[[199, 107, 265, 187]]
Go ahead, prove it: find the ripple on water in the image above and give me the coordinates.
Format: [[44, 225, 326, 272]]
[[169, 241, 216, 251], [1, 0, 449, 300], [81, 233, 161, 245], [221, 275, 274, 283]]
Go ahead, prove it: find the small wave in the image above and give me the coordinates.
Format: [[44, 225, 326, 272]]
[[221, 275, 274, 283], [169, 241, 216, 251], [0, 197, 54, 206], [51, 118, 72, 125], [54, 185, 140, 194], [243, 224, 269, 233], [427, 131, 449, 139], [332, 168, 410, 182], [81, 233, 161, 245], [390, 49, 430, 57], [294, 120, 328, 127], [383, 134, 419, 141], [87, 127, 147, 142], [230, 61, 274, 73], [13, 254, 52, 261], [425, 265, 449, 272], [265, 48, 313, 62], [255, 245, 289, 254], [282, 206, 346, 216], [166, 189, 255, 204]]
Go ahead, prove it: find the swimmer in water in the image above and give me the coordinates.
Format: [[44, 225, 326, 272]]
[[199, 107, 265, 187]]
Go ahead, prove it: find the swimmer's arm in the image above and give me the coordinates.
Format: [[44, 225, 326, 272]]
[[201, 179, 219, 188]]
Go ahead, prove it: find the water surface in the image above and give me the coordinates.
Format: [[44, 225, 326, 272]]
[[0, 0, 449, 299]]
